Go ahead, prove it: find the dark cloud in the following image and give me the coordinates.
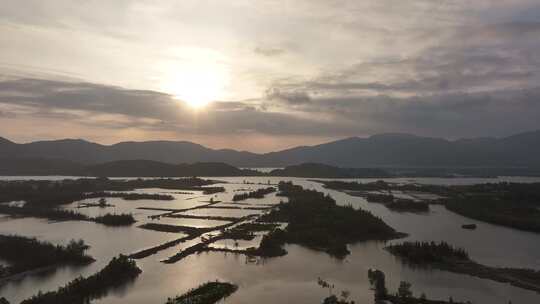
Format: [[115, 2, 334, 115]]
[[0, 78, 348, 137], [265, 87, 311, 104], [0, 78, 182, 121], [1, 77, 540, 140], [295, 88, 540, 138]]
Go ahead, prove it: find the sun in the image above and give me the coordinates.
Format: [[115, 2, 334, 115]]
[[161, 61, 228, 109]]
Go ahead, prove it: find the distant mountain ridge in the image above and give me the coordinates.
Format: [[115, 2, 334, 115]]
[[84, 160, 262, 177], [269, 163, 391, 178], [1, 130, 540, 168], [0, 159, 262, 177], [1, 159, 539, 177], [0, 159, 393, 177]]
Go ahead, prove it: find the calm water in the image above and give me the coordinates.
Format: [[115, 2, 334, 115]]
[[1, 176, 540, 303]]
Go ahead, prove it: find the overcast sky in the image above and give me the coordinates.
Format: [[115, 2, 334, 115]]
[[1, 0, 540, 152]]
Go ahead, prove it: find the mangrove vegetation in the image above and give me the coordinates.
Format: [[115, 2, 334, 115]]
[[20, 255, 141, 304], [165, 281, 238, 304], [255, 182, 403, 258], [232, 187, 276, 201], [83, 192, 174, 201], [368, 269, 470, 304], [386, 241, 540, 293], [0, 235, 93, 281], [318, 180, 540, 232], [0, 205, 135, 226], [0, 177, 222, 208]]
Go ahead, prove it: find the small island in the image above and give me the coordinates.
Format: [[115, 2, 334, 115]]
[[0, 177, 222, 208], [154, 182, 403, 264], [461, 224, 477, 230], [83, 192, 175, 201], [387, 199, 429, 212], [93, 213, 136, 226], [165, 281, 238, 304], [318, 180, 431, 212], [444, 190, 540, 233], [0, 205, 136, 227], [0, 177, 225, 227], [385, 241, 540, 293], [269, 163, 392, 178], [317, 180, 540, 232], [232, 187, 276, 201], [255, 182, 405, 258], [21, 254, 141, 304], [0, 235, 94, 282]]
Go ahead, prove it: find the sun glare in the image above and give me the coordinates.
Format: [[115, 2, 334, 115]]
[[161, 59, 228, 109]]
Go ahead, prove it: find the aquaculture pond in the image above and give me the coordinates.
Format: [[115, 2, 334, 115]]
[[1, 176, 540, 304]]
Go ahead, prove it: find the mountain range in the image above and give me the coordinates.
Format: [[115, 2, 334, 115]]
[[1, 130, 539, 168]]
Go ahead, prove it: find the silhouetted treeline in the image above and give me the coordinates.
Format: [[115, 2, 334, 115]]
[[319, 180, 392, 192], [387, 199, 429, 212], [386, 242, 469, 264], [0, 177, 219, 227], [365, 193, 394, 203], [93, 213, 136, 226], [256, 182, 402, 258], [84, 160, 264, 177], [387, 167, 540, 178], [365, 193, 429, 212], [21, 255, 141, 304], [319, 180, 451, 196], [269, 163, 392, 178], [84, 192, 174, 201], [0, 205, 88, 221], [165, 281, 238, 304], [452, 182, 540, 205], [232, 187, 275, 201], [0, 177, 220, 207], [444, 182, 540, 232], [0, 235, 93, 278], [323, 181, 540, 206], [250, 229, 288, 257], [139, 223, 205, 234], [221, 222, 278, 241], [320, 180, 540, 232], [445, 195, 540, 232], [0, 205, 135, 226], [368, 269, 470, 304], [386, 242, 540, 293]]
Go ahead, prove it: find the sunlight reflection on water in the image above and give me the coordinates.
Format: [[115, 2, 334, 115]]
[[0, 176, 539, 303]]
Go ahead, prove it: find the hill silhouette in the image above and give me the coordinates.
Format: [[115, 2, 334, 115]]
[[1, 130, 539, 168]]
